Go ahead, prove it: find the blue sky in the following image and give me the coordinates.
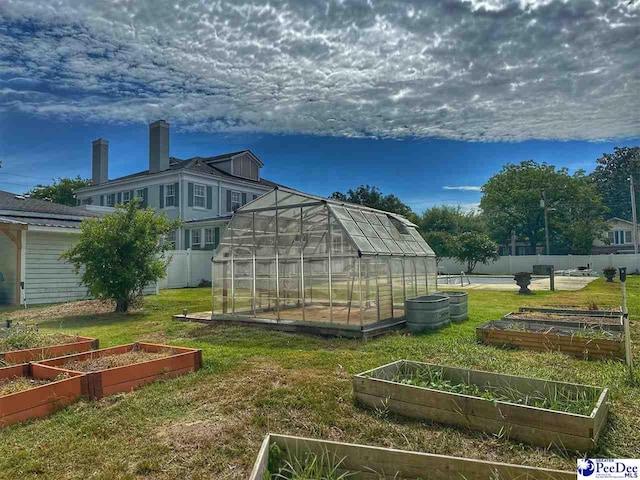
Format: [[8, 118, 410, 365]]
[[1, 0, 638, 213]]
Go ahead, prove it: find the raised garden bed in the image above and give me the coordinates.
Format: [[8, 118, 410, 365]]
[[0, 327, 98, 365], [37, 342, 202, 400], [503, 311, 623, 331], [478, 320, 625, 361], [354, 360, 608, 451], [519, 305, 622, 317], [0, 363, 85, 427], [250, 433, 575, 479]]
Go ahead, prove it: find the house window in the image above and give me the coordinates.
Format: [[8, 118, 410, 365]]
[[231, 191, 242, 211], [122, 191, 131, 204], [165, 184, 175, 207], [80, 197, 92, 206], [609, 230, 632, 245], [205, 228, 218, 250], [106, 194, 114, 207], [194, 184, 206, 208], [135, 189, 145, 199], [191, 228, 202, 249], [165, 230, 176, 250]]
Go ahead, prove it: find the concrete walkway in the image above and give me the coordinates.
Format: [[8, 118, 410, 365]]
[[458, 275, 597, 291]]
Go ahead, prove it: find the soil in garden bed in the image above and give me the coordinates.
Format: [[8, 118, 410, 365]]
[[0, 374, 69, 396], [389, 365, 598, 416], [61, 349, 174, 372], [0, 325, 78, 352], [506, 311, 621, 325], [494, 321, 622, 340]]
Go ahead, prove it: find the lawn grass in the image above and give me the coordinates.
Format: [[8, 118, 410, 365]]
[[0, 278, 638, 479]]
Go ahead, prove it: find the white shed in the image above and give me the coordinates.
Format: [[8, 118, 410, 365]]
[[0, 191, 103, 306]]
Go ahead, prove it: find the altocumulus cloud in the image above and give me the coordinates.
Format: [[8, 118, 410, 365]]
[[442, 186, 483, 191], [0, 0, 638, 140]]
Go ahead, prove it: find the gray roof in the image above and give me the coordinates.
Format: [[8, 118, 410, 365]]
[[0, 215, 85, 229], [0, 190, 101, 218], [83, 151, 277, 188]]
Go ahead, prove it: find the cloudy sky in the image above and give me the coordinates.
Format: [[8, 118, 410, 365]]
[[0, 0, 639, 211]]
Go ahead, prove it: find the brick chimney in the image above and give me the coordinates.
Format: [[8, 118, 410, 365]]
[[92, 138, 108, 185], [149, 120, 170, 173]]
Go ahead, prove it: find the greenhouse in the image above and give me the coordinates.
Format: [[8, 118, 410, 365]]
[[210, 187, 438, 337]]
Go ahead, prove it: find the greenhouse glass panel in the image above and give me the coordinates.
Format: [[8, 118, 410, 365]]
[[210, 187, 436, 337]]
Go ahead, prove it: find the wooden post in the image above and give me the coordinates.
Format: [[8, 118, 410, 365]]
[[16, 230, 22, 305]]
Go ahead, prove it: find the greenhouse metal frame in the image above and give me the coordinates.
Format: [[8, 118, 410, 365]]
[[211, 187, 437, 337]]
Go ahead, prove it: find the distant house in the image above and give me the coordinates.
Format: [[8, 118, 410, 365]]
[[74, 120, 279, 251], [592, 217, 639, 254], [0, 191, 102, 306]]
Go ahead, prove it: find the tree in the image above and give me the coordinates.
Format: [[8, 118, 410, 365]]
[[27, 176, 91, 206], [452, 232, 499, 274], [480, 161, 609, 253], [423, 231, 455, 264], [419, 205, 486, 235], [329, 185, 412, 216], [61, 198, 181, 312], [590, 147, 640, 220]]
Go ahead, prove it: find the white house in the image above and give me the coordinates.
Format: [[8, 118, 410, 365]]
[[74, 120, 279, 251], [592, 217, 640, 254], [0, 191, 103, 306]]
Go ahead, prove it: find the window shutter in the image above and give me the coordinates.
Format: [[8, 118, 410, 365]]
[[100, 195, 104, 206], [253, 194, 258, 200], [159, 185, 165, 209], [226, 190, 232, 212], [241, 192, 247, 205], [188, 183, 194, 207], [142, 188, 148, 208], [206, 186, 213, 209], [110, 193, 116, 206], [130, 190, 134, 203], [174, 182, 180, 207], [184, 229, 191, 249], [214, 227, 220, 248], [117, 192, 122, 204], [626, 230, 632, 244]]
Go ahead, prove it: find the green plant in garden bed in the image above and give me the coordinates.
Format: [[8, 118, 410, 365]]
[[264, 443, 424, 480], [0, 323, 76, 352], [392, 365, 598, 416], [501, 321, 620, 340]]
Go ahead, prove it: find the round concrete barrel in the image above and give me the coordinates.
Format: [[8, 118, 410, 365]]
[[404, 295, 450, 333], [434, 291, 469, 323]]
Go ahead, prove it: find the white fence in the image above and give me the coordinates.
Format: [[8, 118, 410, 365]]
[[159, 250, 213, 289], [439, 254, 640, 275]]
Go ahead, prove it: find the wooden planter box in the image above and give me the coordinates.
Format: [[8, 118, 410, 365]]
[[353, 360, 608, 451], [0, 336, 98, 365], [479, 320, 625, 361], [519, 306, 622, 317], [37, 342, 202, 400], [0, 363, 85, 427], [504, 311, 623, 331], [250, 433, 575, 480]]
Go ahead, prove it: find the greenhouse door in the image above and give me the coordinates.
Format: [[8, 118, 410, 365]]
[[375, 257, 393, 322]]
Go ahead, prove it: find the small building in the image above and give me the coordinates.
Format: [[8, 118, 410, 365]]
[[200, 187, 438, 338], [0, 191, 102, 306], [592, 217, 639, 254]]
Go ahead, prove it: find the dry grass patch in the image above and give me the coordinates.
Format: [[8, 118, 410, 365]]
[[5, 299, 122, 322], [61, 349, 172, 372], [0, 374, 69, 396]]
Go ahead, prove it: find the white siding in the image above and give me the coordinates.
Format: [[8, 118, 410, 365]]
[[24, 231, 90, 304], [0, 233, 17, 304]]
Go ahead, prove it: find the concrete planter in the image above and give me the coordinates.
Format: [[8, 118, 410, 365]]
[[37, 342, 202, 400], [0, 336, 98, 365], [250, 433, 575, 480], [404, 295, 450, 333], [478, 320, 625, 361], [354, 360, 608, 451], [0, 363, 85, 428]]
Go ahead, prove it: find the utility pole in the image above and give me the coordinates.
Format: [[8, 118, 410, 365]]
[[630, 176, 638, 255], [541, 190, 550, 256]]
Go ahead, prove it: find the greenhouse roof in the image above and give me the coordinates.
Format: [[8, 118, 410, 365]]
[[235, 186, 435, 257]]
